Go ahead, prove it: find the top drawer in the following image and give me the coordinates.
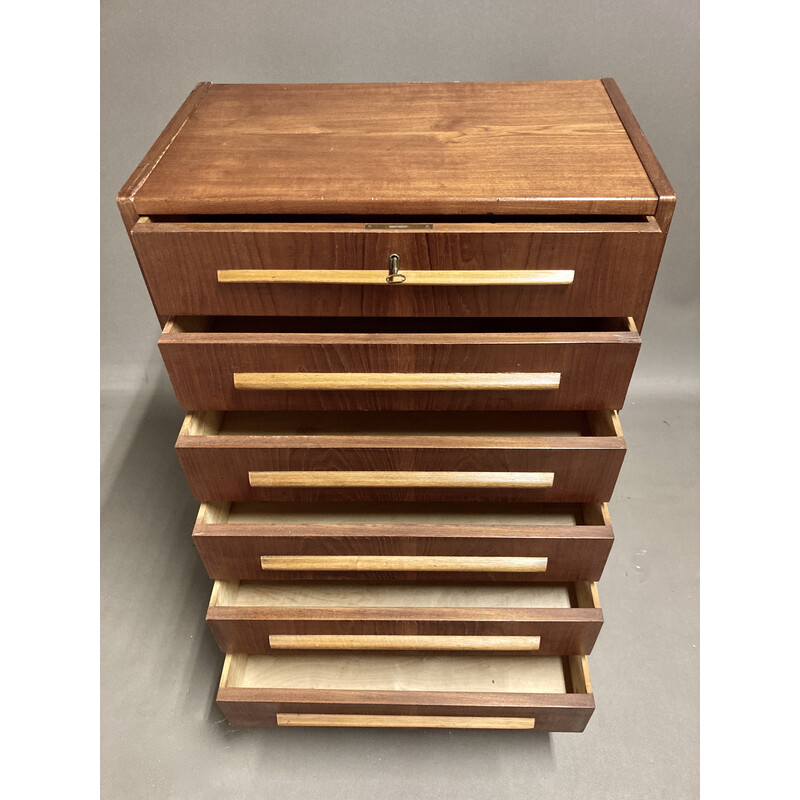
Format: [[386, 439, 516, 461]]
[[130, 216, 667, 323]]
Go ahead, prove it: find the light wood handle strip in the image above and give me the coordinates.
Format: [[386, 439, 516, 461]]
[[276, 713, 535, 729], [259, 555, 548, 572], [249, 470, 555, 488], [268, 635, 541, 651], [234, 372, 561, 391], [218, 269, 574, 286]]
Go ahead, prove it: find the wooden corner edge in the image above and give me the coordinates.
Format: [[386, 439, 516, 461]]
[[117, 81, 213, 208], [601, 77, 676, 231], [581, 655, 593, 695]]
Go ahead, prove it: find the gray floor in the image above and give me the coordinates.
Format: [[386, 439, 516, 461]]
[[101, 333, 699, 800]]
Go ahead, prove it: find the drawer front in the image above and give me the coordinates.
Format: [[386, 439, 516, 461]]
[[218, 696, 592, 731], [217, 653, 594, 731], [178, 442, 624, 503], [177, 411, 625, 503], [206, 581, 603, 656], [131, 219, 665, 322], [192, 502, 615, 582], [210, 618, 602, 656], [159, 320, 640, 412]]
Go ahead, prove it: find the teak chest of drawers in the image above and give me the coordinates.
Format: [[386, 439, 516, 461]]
[[118, 79, 674, 732]]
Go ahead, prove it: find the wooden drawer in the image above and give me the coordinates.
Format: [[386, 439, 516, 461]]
[[192, 501, 613, 582], [217, 652, 594, 730], [159, 316, 640, 411], [130, 216, 666, 324], [207, 580, 602, 656], [177, 410, 625, 503]]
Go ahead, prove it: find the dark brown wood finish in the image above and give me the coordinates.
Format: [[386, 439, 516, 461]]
[[602, 78, 676, 232], [131, 217, 665, 323], [192, 502, 614, 582], [117, 83, 213, 209], [601, 78, 676, 327], [159, 318, 640, 412], [216, 691, 594, 731], [176, 411, 626, 503], [216, 651, 594, 731], [115, 80, 676, 732], [117, 82, 213, 328], [209, 613, 602, 657], [129, 81, 656, 217], [206, 583, 603, 656]]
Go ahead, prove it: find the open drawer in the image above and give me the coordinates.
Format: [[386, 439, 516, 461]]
[[216, 652, 594, 730], [207, 580, 602, 656], [192, 501, 613, 582], [159, 316, 640, 411], [177, 410, 626, 503], [131, 216, 666, 325]]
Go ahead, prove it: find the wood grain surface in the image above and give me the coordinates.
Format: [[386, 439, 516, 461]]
[[216, 654, 593, 730], [267, 635, 543, 652], [205, 580, 603, 655], [191, 501, 614, 582], [159, 318, 640, 412], [601, 77, 676, 326], [234, 372, 562, 392], [218, 695, 592, 731], [116, 82, 213, 328], [216, 268, 576, 286], [248, 471, 556, 489], [176, 409, 625, 503], [131, 217, 664, 324], [129, 81, 657, 216], [116, 79, 673, 735], [258, 555, 549, 572], [602, 78, 676, 231], [275, 713, 537, 729]]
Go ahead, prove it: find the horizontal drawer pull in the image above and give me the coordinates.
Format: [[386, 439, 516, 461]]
[[234, 372, 561, 391], [217, 268, 575, 286], [259, 555, 549, 572], [249, 470, 555, 488], [276, 713, 536, 729], [268, 634, 541, 651]]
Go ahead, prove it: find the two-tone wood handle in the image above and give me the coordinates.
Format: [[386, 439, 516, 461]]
[[260, 555, 548, 572], [268, 634, 541, 651], [249, 470, 554, 489], [234, 372, 561, 391], [218, 269, 574, 286], [276, 714, 535, 729]]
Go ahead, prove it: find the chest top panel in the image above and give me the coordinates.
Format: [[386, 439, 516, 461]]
[[130, 80, 658, 217]]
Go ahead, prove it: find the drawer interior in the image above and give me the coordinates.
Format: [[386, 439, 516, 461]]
[[221, 500, 584, 525], [172, 316, 636, 334], [211, 580, 600, 610], [218, 410, 589, 437], [221, 653, 589, 694], [183, 409, 623, 440]]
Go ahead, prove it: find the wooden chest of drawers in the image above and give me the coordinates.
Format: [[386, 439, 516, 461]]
[[118, 79, 674, 732]]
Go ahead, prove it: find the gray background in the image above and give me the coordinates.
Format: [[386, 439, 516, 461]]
[[101, 1, 699, 797]]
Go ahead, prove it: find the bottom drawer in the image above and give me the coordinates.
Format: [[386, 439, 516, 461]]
[[217, 652, 594, 731], [207, 580, 602, 655]]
